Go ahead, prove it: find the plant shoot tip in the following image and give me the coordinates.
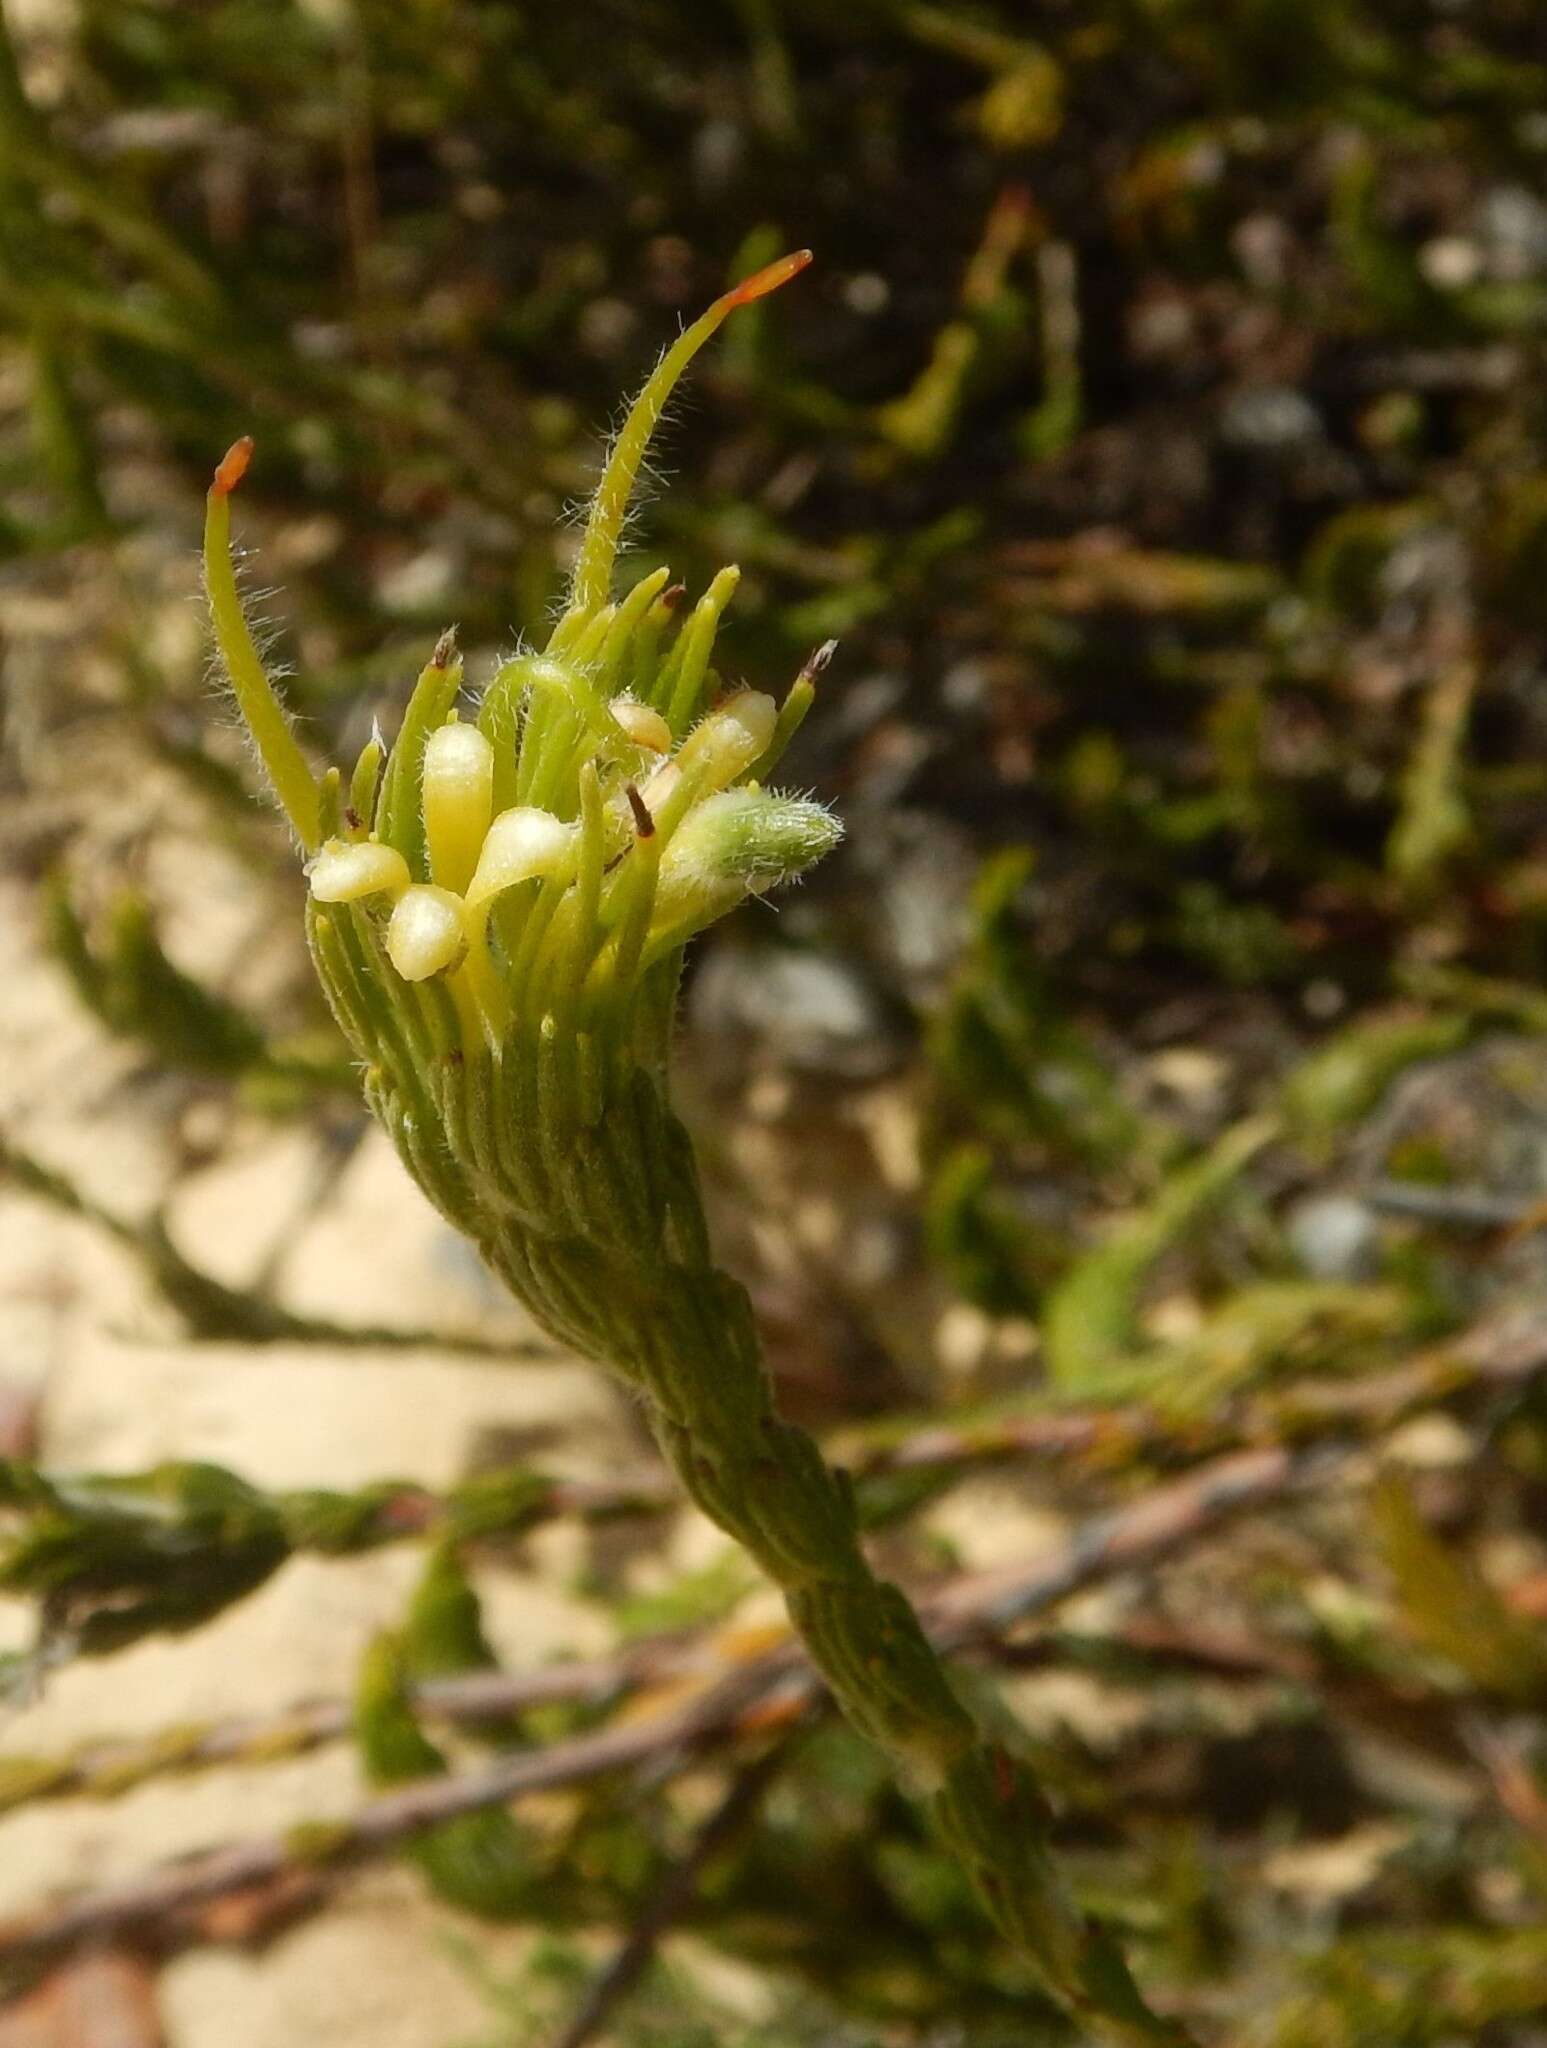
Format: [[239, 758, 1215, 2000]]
[[211, 436, 254, 498], [719, 248, 813, 312]]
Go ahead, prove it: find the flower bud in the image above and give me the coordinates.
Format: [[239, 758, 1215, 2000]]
[[608, 695, 672, 754], [464, 806, 577, 915], [650, 788, 842, 947], [306, 838, 412, 903], [386, 885, 467, 981], [672, 692, 776, 794], [423, 719, 494, 895]]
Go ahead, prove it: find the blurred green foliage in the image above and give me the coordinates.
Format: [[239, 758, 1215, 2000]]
[[357, 1545, 539, 1918]]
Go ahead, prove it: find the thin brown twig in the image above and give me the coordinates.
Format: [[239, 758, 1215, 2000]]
[[0, 1441, 1318, 1977], [7, 1302, 1544, 1816], [0, 1638, 713, 1816], [550, 1737, 799, 2048]]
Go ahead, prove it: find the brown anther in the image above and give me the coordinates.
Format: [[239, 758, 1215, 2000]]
[[660, 583, 686, 611], [803, 638, 838, 681], [625, 783, 656, 839], [210, 436, 254, 498], [431, 625, 459, 670]]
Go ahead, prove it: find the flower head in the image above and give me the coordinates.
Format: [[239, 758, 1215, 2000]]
[[204, 252, 839, 1064]]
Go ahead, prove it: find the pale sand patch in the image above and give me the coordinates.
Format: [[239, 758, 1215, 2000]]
[[0, 872, 633, 2041], [160, 1871, 535, 2048]]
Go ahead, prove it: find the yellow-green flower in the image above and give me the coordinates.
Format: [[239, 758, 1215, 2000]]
[[205, 248, 836, 1062]]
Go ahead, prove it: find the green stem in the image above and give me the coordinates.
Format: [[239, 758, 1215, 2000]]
[[458, 1030, 1191, 2044]]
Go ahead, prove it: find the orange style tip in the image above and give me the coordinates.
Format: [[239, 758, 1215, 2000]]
[[719, 248, 813, 313], [211, 435, 254, 498]]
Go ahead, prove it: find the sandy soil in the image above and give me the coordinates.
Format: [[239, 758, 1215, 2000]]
[[0, 868, 633, 2046]]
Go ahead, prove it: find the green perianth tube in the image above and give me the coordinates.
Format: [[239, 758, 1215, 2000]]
[[202, 437, 322, 851], [566, 249, 811, 619]]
